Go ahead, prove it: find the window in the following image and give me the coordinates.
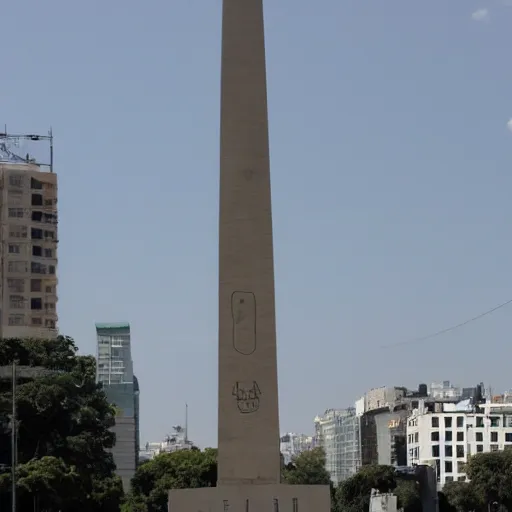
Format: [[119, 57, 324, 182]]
[[435, 460, 441, 482], [44, 213, 56, 224], [432, 445, 440, 457], [491, 432, 498, 443], [9, 295, 25, 309], [44, 230, 54, 239], [446, 431, 453, 442], [8, 314, 24, 325], [476, 432, 483, 442], [45, 319, 55, 328], [32, 245, 42, 256], [445, 445, 453, 457], [30, 298, 42, 310], [9, 175, 23, 187], [44, 198, 54, 206], [31, 211, 43, 222], [491, 417, 500, 427], [505, 433, 512, 443], [457, 432, 464, 442], [477, 444, 483, 453], [31, 194, 43, 206], [45, 285, 53, 293], [491, 444, 499, 452], [476, 417, 484, 428], [445, 476, 454, 483], [31, 279, 42, 292], [31, 262, 47, 274], [44, 248, 53, 258], [445, 461, 453, 473], [9, 225, 27, 238], [31, 228, 43, 239], [414, 432, 419, 443], [31, 317, 42, 325], [45, 302, 55, 311], [457, 417, 464, 428], [31, 178, 43, 189], [8, 208, 24, 218], [432, 417, 439, 428], [8, 279, 24, 293], [8, 244, 20, 254], [457, 461, 466, 473], [456, 445, 465, 458], [8, 261, 27, 273], [458, 476, 467, 482], [445, 417, 452, 428], [505, 416, 512, 428], [431, 431, 440, 442], [49, 265, 55, 275]]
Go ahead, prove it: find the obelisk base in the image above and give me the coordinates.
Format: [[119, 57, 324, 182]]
[[168, 484, 331, 511]]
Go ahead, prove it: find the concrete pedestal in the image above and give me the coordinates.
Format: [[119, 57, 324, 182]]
[[169, 484, 331, 511]]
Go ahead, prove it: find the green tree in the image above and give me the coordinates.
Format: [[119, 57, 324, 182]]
[[129, 448, 217, 512], [0, 336, 123, 511], [464, 451, 512, 511], [282, 447, 332, 485], [335, 465, 397, 512]]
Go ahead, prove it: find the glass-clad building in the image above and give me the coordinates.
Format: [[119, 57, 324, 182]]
[[96, 322, 139, 491]]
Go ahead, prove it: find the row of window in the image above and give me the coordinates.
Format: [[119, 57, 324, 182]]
[[430, 415, 508, 428], [8, 314, 56, 328], [431, 444, 465, 458], [8, 244, 54, 258], [8, 208, 57, 223], [8, 296, 55, 311], [8, 175, 55, 190], [7, 278, 55, 294], [7, 261, 56, 274], [9, 226, 56, 240]]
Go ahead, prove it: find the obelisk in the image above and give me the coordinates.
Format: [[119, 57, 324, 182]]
[[169, 0, 331, 509]]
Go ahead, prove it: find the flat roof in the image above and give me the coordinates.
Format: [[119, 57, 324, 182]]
[[95, 322, 130, 330]]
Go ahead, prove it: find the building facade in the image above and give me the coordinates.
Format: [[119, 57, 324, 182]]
[[96, 323, 139, 491], [0, 142, 58, 339], [405, 389, 512, 488], [315, 408, 361, 485], [280, 433, 314, 465]]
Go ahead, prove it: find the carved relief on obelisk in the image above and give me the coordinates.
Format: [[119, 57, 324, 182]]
[[231, 291, 257, 355]]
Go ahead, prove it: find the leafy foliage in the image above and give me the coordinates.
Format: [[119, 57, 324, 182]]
[[0, 336, 123, 511], [336, 465, 397, 512], [128, 448, 217, 512], [282, 447, 332, 485]]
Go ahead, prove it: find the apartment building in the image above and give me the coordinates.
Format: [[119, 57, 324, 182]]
[[0, 139, 58, 339], [407, 390, 512, 488]]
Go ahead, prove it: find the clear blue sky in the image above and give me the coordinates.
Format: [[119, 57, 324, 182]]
[[2, 0, 511, 448]]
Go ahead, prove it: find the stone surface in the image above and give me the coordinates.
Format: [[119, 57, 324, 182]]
[[169, 484, 331, 512], [168, 0, 330, 508]]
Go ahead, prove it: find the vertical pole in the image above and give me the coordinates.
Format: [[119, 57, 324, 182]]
[[185, 403, 188, 445], [11, 361, 16, 512]]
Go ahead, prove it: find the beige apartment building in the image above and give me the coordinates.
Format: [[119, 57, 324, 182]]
[[0, 158, 58, 339]]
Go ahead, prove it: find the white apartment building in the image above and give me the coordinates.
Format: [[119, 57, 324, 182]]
[[407, 395, 512, 488], [0, 138, 58, 339]]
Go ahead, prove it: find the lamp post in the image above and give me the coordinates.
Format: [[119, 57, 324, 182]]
[[11, 361, 16, 512]]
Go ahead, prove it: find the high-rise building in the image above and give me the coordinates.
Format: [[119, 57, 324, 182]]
[[315, 408, 361, 485], [96, 322, 138, 491], [0, 132, 58, 339]]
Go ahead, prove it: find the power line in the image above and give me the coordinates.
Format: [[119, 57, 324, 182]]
[[381, 297, 512, 349]]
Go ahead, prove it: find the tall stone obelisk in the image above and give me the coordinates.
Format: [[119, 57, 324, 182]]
[[169, 0, 331, 509]]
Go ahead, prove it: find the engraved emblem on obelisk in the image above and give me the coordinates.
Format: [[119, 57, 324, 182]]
[[232, 381, 261, 414], [231, 291, 257, 355]]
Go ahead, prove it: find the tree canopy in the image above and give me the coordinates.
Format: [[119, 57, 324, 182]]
[[0, 336, 123, 511], [128, 448, 217, 512]]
